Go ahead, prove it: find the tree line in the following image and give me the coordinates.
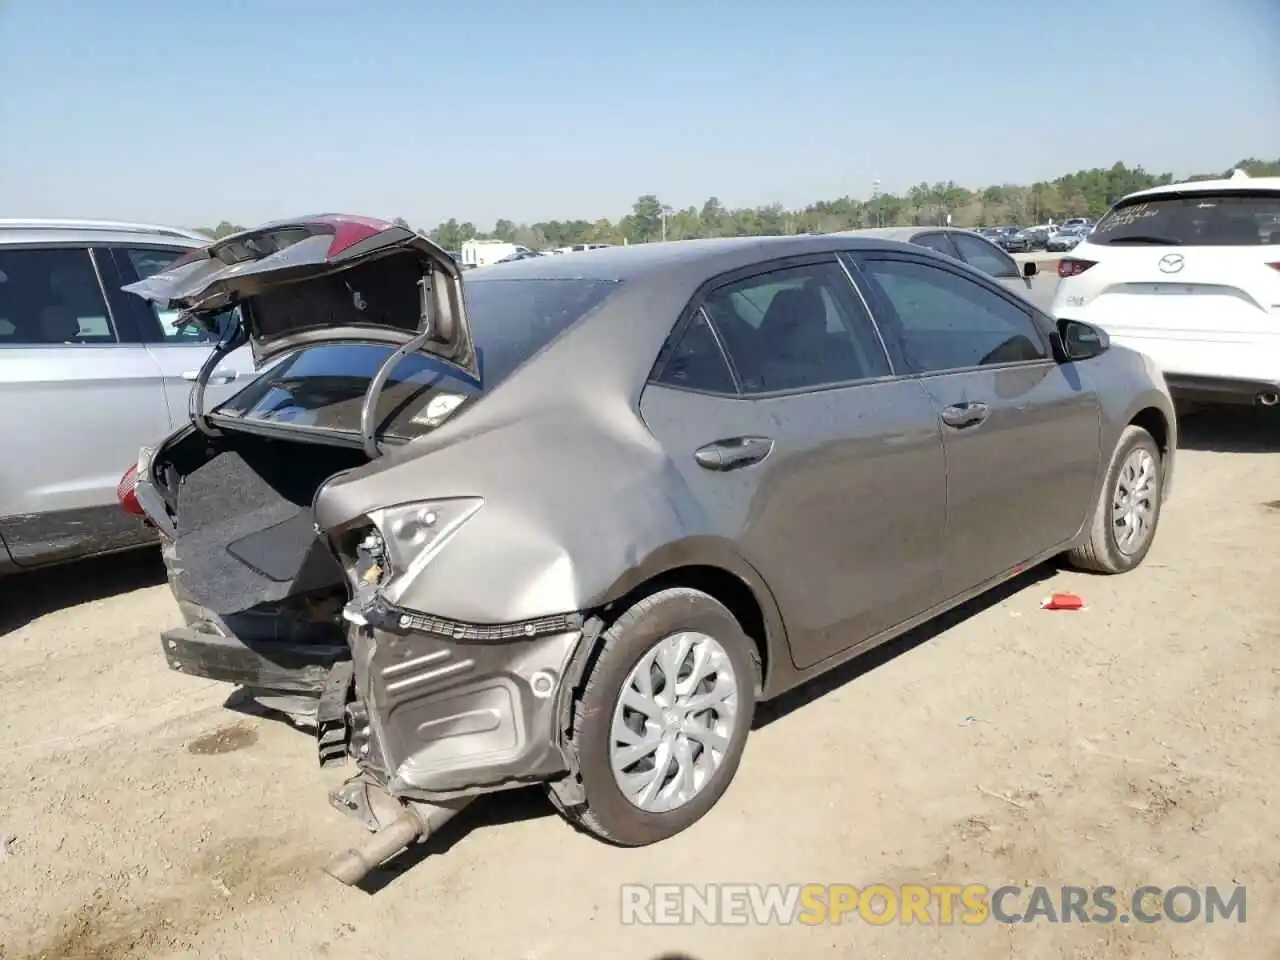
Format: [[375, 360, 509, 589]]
[[198, 156, 1280, 248]]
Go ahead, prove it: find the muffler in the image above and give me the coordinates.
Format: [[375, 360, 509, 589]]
[[1256, 392, 1279, 407], [324, 778, 472, 886]]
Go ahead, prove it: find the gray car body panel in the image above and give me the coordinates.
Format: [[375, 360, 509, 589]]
[[146, 232, 1174, 804], [306, 236, 1175, 696]]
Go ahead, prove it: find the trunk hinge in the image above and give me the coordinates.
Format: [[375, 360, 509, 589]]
[[359, 327, 436, 460], [359, 275, 439, 460], [189, 315, 249, 437]]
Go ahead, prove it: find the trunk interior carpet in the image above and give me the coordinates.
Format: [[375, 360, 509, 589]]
[[173, 447, 348, 616]]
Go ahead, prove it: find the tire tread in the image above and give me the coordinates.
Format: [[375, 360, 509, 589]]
[[549, 587, 752, 845], [1066, 425, 1160, 574]]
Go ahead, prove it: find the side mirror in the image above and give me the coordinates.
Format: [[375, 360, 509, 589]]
[[1057, 318, 1109, 361], [1022, 260, 1038, 278]]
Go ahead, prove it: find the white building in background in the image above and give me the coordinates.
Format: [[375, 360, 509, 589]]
[[461, 239, 531, 268]]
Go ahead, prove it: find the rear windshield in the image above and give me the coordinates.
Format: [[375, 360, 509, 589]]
[[216, 277, 616, 440], [1091, 191, 1280, 246]]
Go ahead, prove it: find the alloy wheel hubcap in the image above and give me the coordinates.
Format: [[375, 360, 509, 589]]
[[1113, 448, 1157, 555], [609, 631, 739, 813]]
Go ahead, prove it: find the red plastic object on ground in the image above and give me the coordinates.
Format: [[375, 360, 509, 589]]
[[1042, 592, 1085, 610]]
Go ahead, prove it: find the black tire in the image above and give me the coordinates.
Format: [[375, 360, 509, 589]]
[[1067, 425, 1163, 574], [555, 587, 757, 846]]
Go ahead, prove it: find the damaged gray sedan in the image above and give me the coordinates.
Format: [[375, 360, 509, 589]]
[[124, 216, 1176, 883]]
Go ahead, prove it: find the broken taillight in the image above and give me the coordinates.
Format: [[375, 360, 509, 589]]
[[117, 464, 144, 517], [1058, 258, 1097, 279]]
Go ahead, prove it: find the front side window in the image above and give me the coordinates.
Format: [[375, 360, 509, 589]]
[[951, 233, 1019, 279], [701, 261, 890, 394], [858, 258, 1047, 374], [0, 247, 115, 345], [1092, 191, 1280, 246]]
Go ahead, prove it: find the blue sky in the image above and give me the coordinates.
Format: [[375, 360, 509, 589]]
[[1, 0, 1276, 230]]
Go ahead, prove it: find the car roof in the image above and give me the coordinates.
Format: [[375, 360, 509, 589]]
[[836, 225, 997, 243], [1118, 175, 1280, 203], [465, 234, 927, 283], [0, 219, 211, 248]]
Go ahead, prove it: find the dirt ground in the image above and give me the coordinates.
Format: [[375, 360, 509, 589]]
[[1, 408, 1277, 960]]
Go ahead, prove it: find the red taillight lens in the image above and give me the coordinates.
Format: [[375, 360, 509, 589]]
[[117, 464, 143, 517], [1267, 262, 1280, 273], [322, 215, 394, 258], [1058, 258, 1096, 279]]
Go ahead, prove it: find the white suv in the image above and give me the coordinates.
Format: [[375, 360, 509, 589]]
[[1050, 171, 1280, 407]]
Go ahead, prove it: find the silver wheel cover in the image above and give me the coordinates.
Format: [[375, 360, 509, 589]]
[[609, 631, 740, 814], [1113, 447, 1158, 555]]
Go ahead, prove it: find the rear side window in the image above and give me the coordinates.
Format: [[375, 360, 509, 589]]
[[1092, 192, 1280, 246], [701, 261, 890, 394], [652, 311, 736, 394], [120, 246, 223, 343], [0, 247, 115, 345]]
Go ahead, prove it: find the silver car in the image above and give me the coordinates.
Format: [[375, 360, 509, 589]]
[[839, 226, 1040, 294], [127, 216, 1175, 884], [0, 220, 254, 573], [1046, 225, 1089, 252]]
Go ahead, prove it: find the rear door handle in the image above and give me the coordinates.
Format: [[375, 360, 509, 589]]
[[694, 436, 774, 471], [940, 402, 989, 429], [182, 369, 237, 385]]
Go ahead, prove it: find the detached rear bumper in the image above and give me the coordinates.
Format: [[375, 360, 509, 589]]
[[160, 626, 348, 693]]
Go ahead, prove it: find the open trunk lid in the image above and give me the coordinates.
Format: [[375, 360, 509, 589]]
[[122, 215, 477, 379]]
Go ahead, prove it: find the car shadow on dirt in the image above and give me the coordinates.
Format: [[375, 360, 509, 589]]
[[0, 548, 166, 636], [754, 563, 1057, 729], [1177, 406, 1280, 453]]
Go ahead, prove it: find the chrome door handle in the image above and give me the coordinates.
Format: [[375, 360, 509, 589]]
[[694, 436, 774, 471], [182, 369, 237, 384], [940, 402, 989, 429]]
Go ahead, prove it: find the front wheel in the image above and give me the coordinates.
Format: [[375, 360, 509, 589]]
[[554, 587, 758, 846], [1067, 425, 1163, 574]]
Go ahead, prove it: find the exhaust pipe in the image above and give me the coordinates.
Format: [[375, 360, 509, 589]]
[[1257, 392, 1279, 407], [324, 797, 472, 886]]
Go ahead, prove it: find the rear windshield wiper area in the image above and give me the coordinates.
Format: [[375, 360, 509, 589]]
[[1097, 235, 1185, 245]]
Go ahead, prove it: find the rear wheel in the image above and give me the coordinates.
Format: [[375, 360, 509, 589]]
[[1067, 425, 1162, 574], [554, 588, 757, 846]]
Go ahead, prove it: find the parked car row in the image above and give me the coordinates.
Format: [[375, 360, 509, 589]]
[[1045, 224, 1092, 252], [974, 220, 1094, 253]]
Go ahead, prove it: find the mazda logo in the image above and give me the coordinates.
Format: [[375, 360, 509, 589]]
[[1158, 253, 1185, 274]]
